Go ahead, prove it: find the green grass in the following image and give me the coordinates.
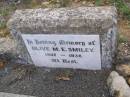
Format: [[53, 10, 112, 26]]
[[48, 0, 70, 7], [95, 0, 102, 6], [94, 0, 130, 19], [118, 34, 128, 43], [0, 9, 10, 17], [22, 0, 32, 4], [0, 22, 6, 29], [110, 0, 130, 19], [0, 4, 17, 17], [0, 4, 17, 32], [59, 0, 70, 7]]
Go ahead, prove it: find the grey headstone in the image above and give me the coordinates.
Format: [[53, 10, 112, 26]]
[[7, 7, 118, 69]]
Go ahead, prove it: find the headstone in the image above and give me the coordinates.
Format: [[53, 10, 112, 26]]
[[7, 7, 117, 69]]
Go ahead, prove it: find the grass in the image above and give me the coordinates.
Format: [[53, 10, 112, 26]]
[[0, 8, 10, 17], [0, 22, 6, 29], [94, 0, 130, 19], [58, 0, 71, 7], [110, 0, 130, 19], [0, 4, 17, 37], [118, 34, 128, 43], [0, 4, 16, 17], [0, 3, 17, 29], [95, 0, 102, 6], [22, 0, 32, 4], [44, 0, 71, 8]]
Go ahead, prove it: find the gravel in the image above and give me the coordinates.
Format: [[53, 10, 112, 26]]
[[0, 66, 111, 97]]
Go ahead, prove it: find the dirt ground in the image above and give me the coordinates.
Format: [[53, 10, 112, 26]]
[[0, 66, 111, 97], [117, 19, 130, 64]]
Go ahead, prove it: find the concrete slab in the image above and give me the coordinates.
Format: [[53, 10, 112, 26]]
[[0, 92, 35, 97]]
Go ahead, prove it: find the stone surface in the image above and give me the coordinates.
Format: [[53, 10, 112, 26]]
[[1, 67, 27, 86], [127, 77, 130, 85], [7, 7, 118, 68], [0, 92, 35, 97], [0, 68, 110, 97], [116, 64, 130, 77], [0, 37, 16, 54], [107, 71, 130, 97]]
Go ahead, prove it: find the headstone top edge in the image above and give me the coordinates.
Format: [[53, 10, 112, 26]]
[[14, 6, 116, 12], [11, 6, 117, 19], [7, 6, 117, 35]]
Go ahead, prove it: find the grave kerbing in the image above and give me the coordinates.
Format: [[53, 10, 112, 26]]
[[7, 7, 118, 69]]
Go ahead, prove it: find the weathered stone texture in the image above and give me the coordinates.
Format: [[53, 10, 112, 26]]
[[0, 37, 16, 54], [0, 92, 35, 97], [7, 7, 118, 68], [107, 71, 130, 97]]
